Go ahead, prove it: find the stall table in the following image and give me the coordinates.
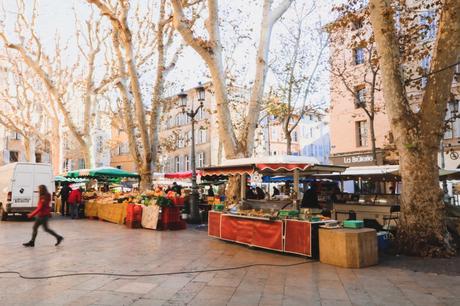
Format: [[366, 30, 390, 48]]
[[333, 202, 396, 225], [209, 211, 329, 258]]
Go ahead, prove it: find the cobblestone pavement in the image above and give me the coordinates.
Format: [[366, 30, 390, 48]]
[[0, 216, 459, 306]]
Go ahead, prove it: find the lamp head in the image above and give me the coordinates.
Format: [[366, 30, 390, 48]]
[[195, 82, 205, 102], [178, 89, 188, 108]]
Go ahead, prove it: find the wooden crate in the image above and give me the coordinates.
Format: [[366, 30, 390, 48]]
[[319, 228, 378, 268]]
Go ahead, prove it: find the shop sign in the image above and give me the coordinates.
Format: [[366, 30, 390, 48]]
[[343, 155, 373, 164]]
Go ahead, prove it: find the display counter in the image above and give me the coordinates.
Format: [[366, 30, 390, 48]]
[[333, 202, 397, 225], [96, 202, 128, 224], [208, 211, 329, 258]]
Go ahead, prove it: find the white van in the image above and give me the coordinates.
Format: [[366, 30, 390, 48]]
[[0, 163, 55, 221]]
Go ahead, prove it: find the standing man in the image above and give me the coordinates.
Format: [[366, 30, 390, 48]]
[[58, 183, 72, 216], [68, 187, 82, 219], [172, 182, 182, 195]]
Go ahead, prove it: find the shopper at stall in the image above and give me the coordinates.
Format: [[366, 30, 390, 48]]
[[255, 186, 266, 200], [272, 186, 280, 197], [23, 185, 63, 247], [57, 183, 72, 216], [208, 186, 215, 197], [246, 185, 257, 199], [68, 187, 82, 219], [301, 184, 320, 208], [172, 182, 182, 194]]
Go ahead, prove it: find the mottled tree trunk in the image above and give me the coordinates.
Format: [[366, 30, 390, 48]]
[[369, 0, 460, 256], [225, 175, 241, 203], [397, 145, 451, 256], [51, 119, 62, 175]]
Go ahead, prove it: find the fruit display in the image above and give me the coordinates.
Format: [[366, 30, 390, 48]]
[[89, 189, 184, 207]]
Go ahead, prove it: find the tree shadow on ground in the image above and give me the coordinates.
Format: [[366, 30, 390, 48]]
[[379, 254, 460, 276]]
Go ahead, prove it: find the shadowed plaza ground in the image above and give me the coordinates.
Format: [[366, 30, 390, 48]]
[[0, 217, 459, 306]]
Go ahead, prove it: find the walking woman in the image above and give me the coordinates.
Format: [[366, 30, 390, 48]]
[[23, 185, 64, 247]]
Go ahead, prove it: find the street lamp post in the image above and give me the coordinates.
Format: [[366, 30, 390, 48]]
[[178, 83, 205, 224]]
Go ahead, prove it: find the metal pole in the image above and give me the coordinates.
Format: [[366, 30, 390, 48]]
[[189, 112, 201, 224]]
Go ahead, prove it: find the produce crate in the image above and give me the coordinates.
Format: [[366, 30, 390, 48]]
[[343, 220, 364, 229], [279, 210, 299, 217], [213, 204, 224, 211], [157, 206, 187, 231], [172, 197, 185, 206]]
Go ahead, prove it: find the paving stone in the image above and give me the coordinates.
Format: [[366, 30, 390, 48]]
[[0, 218, 459, 306], [116, 282, 158, 294]]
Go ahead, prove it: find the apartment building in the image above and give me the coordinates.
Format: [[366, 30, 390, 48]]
[[111, 83, 330, 173], [328, 4, 460, 167], [299, 115, 331, 165], [0, 128, 50, 165]]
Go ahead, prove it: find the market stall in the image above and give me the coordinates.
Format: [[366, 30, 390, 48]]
[[203, 156, 345, 258], [313, 166, 460, 226], [313, 166, 401, 226]]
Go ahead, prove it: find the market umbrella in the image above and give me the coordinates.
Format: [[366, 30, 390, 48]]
[[55, 175, 69, 182], [66, 167, 139, 178]]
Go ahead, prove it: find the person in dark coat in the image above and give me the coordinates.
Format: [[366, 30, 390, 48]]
[[301, 184, 320, 208], [172, 182, 182, 194], [58, 183, 72, 216], [272, 186, 280, 197], [23, 185, 63, 247], [255, 186, 266, 200], [208, 186, 215, 197], [246, 186, 257, 199]]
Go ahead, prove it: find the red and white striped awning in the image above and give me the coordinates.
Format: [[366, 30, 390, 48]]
[[202, 156, 346, 177]]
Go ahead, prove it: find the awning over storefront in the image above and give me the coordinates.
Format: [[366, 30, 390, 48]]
[[164, 171, 202, 179], [314, 165, 460, 181]]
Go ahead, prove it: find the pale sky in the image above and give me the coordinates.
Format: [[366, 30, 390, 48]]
[[2, 0, 340, 105]]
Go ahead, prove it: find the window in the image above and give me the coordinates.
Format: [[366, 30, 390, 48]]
[[35, 153, 42, 163], [353, 48, 365, 65], [175, 156, 180, 172], [116, 165, 122, 169], [186, 130, 192, 146], [120, 142, 129, 154], [309, 128, 313, 138], [175, 114, 180, 126], [448, 100, 460, 138], [293, 131, 298, 142], [197, 107, 204, 120], [96, 136, 104, 154], [197, 152, 205, 168], [198, 129, 207, 144], [185, 155, 190, 171], [78, 159, 85, 169], [10, 132, 21, 140], [271, 129, 277, 140], [9, 151, 18, 162], [356, 121, 368, 147], [355, 85, 366, 108]]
